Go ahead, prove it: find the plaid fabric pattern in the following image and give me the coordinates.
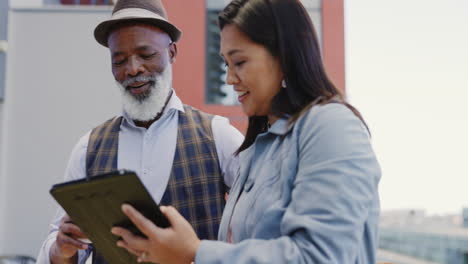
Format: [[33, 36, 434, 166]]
[[86, 116, 122, 177], [86, 106, 225, 264], [160, 105, 226, 240]]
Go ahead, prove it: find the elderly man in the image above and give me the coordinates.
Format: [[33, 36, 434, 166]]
[[36, 0, 243, 263]]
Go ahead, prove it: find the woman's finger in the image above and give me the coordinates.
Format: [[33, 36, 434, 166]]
[[111, 226, 147, 250], [121, 204, 159, 237], [160, 206, 185, 228], [116, 240, 152, 263], [160, 206, 175, 221], [116, 239, 141, 257]]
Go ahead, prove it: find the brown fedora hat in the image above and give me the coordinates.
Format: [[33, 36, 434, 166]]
[[94, 0, 182, 47]]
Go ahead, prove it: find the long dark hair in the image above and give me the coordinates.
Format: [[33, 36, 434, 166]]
[[219, 0, 367, 153]]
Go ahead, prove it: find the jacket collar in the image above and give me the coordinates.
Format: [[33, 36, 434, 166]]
[[268, 116, 295, 136]]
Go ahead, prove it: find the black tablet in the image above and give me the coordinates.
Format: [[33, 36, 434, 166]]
[[50, 170, 170, 264]]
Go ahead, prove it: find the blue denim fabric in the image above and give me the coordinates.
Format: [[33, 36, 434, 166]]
[[196, 103, 381, 264]]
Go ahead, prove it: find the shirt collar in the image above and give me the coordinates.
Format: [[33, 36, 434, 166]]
[[121, 89, 185, 127]]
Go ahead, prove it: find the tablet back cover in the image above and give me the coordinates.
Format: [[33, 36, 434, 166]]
[[50, 170, 169, 264]]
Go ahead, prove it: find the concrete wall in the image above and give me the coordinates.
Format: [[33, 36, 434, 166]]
[[0, 0, 10, 253], [0, 6, 121, 256], [0, 102, 5, 252], [10, 0, 42, 8], [0, 0, 9, 100]]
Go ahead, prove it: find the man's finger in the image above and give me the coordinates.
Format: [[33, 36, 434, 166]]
[[121, 204, 158, 237], [60, 223, 87, 238], [57, 232, 88, 250], [60, 214, 72, 224]]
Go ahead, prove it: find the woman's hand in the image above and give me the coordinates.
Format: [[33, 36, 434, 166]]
[[111, 204, 201, 264]]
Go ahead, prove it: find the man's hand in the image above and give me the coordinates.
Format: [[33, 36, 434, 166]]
[[50, 215, 89, 264]]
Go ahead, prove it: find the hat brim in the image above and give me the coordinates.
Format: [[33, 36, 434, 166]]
[[94, 17, 182, 47]]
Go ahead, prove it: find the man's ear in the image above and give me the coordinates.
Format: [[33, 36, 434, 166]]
[[169, 43, 178, 64]]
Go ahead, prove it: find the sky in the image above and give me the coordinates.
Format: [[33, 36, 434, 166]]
[[345, 0, 468, 215]]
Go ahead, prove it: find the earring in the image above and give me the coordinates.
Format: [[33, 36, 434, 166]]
[[281, 79, 287, 88]]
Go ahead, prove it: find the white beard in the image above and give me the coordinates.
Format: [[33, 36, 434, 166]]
[[117, 65, 173, 122]]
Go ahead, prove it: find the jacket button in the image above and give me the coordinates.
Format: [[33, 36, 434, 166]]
[[244, 178, 254, 192]]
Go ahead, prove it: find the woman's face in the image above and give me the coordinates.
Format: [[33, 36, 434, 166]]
[[220, 24, 283, 117]]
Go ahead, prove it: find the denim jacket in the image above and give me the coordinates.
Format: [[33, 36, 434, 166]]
[[195, 103, 381, 264]]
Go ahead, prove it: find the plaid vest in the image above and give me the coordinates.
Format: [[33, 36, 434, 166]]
[[86, 105, 226, 264]]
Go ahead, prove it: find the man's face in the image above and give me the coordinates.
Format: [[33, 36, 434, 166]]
[[108, 23, 176, 101], [107, 23, 177, 122]]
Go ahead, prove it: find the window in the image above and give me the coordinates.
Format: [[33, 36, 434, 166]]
[[205, 0, 322, 105], [206, 0, 233, 105]]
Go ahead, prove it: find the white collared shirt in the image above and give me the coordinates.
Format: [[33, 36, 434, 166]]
[[36, 91, 244, 264]]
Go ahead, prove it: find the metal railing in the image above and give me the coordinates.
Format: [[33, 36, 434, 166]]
[[0, 256, 36, 264]]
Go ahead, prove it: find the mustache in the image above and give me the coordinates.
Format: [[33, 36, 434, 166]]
[[121, 75, 157, 88]]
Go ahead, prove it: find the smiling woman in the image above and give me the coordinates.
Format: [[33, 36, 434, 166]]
[[220, 24, 283, 119], [205, 0, 324, 107]]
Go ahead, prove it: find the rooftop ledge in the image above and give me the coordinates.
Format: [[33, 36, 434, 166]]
[[11, 4, 113, 13]]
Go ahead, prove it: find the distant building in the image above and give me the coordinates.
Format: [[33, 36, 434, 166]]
[[379, 209, 468, 264], [463, 208, 468, 228]]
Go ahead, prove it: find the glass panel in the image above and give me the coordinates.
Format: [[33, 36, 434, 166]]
[[206, 8, 236, 105], [205, 0, 322, 105]]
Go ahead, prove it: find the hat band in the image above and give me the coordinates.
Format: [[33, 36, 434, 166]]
[[112, 8, 168, 22]]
